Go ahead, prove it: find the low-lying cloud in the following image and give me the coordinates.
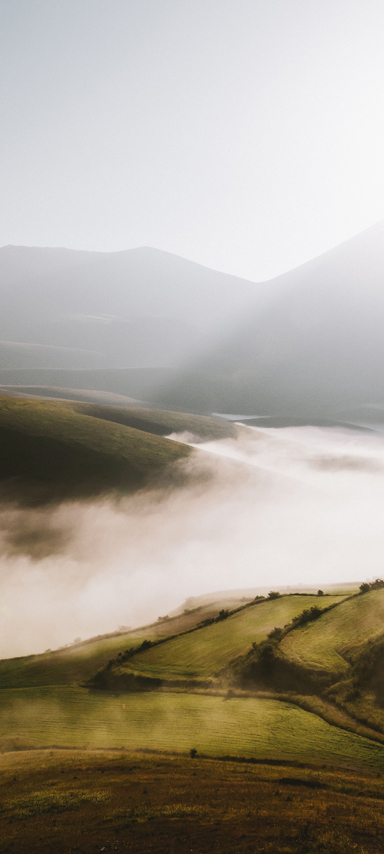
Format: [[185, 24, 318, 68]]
[[1, 424, 384, 657]]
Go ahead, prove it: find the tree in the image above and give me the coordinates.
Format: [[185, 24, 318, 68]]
[[317, 590, 324, 596]]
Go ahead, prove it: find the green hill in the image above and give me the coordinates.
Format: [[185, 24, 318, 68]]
[[279, 588, 384, 675], [95, 594, 346, 686], [2, 587, 384, 770], [0, 599, 249, 689], [0, 396, 235, 501]]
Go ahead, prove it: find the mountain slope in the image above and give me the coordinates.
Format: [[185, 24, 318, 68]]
[[4, 222, 384, 417], [0, 245, 259, 369], [154, 220, 384, 417]]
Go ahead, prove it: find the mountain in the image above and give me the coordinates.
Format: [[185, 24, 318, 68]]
[[155, 220, 384, 417], [0, 245, 259, 370], [3, 222, 384, 419]]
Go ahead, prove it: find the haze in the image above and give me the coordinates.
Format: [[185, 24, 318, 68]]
[[0, 424, 383, 658]]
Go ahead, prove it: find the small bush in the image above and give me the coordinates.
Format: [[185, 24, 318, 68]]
[[360, 579, 384, 594], [267, 626, 284, 641], [268, 591, 281, 600], [359, 582, 370, 593]]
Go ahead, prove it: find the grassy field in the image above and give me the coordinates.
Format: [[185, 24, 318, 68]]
[[2, 750, 384, 854], [280, 589, 384, 674], [0, 601, 247, 689], [118, 595, 346, 681], [0, 687, 383, 771], [0, 395, 194, 500]]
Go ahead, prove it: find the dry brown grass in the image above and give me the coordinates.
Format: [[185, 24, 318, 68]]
[[0, 749, 383, 853]]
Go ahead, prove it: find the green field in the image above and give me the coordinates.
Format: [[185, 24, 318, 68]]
[[2, 588, 383, 773], [280, 589, 384, 674], [1, 687, 383, 771], [0, 602, 243, 689], [120, 595, 347, 682]]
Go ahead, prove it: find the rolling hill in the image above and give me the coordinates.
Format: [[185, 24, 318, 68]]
[[100, 594, 346, 685], [0, 596, 251, 689], [3, 585, 384, 775], [0, 396, 218, 501], [279, 588, 384, 675]]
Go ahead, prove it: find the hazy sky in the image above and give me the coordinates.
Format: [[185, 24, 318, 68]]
[[2, 1, 384, 280]]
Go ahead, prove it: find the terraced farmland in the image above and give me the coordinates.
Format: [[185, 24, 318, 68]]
[[1, 687, 383, 770], [0, 602, 240, 689], [122, 595, 346, 681], [280, 588, 384, 674]]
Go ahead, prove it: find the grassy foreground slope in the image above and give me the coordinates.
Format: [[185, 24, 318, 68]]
[[105, 595, 346, 683], [2, 753, 384, 854], [1, 688, 383, 770], [280, 588, 384, 675], [0, 396, 209, 500]]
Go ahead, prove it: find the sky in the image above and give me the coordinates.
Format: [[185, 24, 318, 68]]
[[1, 0, 384, 281]]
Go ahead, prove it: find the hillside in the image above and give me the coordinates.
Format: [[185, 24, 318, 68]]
[[152, 220, 384, 416], [0, 598, 247, 689], [279, 588, 384, 675], [0, 386, 143, 407], [84, 587, 384, 746], [3, 586, 384, 775], [75, 402, 235, 441], [91, 594, 346, 688], [0, 396, 196, 501]]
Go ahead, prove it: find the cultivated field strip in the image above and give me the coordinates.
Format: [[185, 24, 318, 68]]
[[123, 595, 345, 680], [1, 688, 383, 770], [280, 588, 384, 673]]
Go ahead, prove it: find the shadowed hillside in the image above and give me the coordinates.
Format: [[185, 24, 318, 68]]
[[0, 396, 202, 502]]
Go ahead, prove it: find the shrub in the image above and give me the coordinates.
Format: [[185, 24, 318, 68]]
[[370, 578, 384, 590], [359, 579, 384, 594], [267, 626, 284, 641], [359, 582, 370, 593], [268, 591, 281, 600], [292, 606, 323, 627]]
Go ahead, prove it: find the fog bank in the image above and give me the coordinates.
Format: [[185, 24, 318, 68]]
[[1, 425, 384, 657]]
